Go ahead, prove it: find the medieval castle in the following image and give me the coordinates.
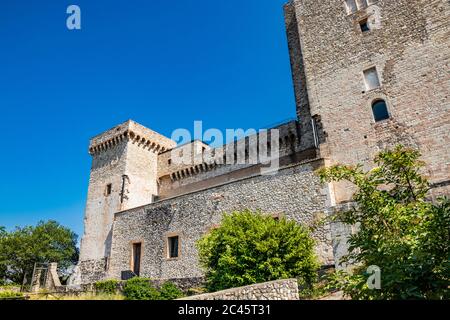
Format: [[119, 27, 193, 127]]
[[73, 0, 450, 285]]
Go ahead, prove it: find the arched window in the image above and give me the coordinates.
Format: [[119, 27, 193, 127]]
[[372, 99, 390, 122]]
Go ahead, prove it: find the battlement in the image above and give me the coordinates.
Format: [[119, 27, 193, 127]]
[[156, 121, 313, 199], [88, 120, 176, 156], [158, 120, 300, 180]]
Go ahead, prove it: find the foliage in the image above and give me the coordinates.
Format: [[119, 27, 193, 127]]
[[0, 227, 6, 239], [0, 220, 79, 284], [159, 281, 184, 300], [297, 268, 336, 299], [94, 279, 119, 295], [0, 290, 24, 299], [318, 145, 450, 300], [0, 227, 7, 283], [197, 210, 319, 292], [123, 277, 160, 300]]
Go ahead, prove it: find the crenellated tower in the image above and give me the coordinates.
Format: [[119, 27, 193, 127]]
[[78, 120, 175, 281]]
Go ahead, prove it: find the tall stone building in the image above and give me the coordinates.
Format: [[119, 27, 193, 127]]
[[285, 0, 450, 202], [74, 1, 449, 284]]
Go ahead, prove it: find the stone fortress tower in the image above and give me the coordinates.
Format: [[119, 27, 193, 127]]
[[74, 1, 449, 284], [285, 0, 450, 202], [78, 121, 175, 275]]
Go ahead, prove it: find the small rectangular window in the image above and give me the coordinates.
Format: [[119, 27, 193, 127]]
[[106, 183, 112, 196], [167, 236, 179, 259], [363, 67, 381, 91], [168, 159, 172, 165], [360, 19, 370, 32]]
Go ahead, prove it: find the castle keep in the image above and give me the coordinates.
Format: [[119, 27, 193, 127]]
[[75, 1, 450, 284]]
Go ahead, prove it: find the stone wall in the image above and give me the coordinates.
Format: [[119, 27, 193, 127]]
[[77, 258, 107, 285], [107, 159, 334, 281], [178, 279, 299, 300], [285, 0, 450, 202]]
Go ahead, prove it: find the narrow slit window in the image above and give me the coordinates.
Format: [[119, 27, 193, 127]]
[[106, 183, 112, 196], [132, 243, 142, 276], [372, 100, 390, 122], [363, 67, 381, 91], [168, 236, 179, 259]]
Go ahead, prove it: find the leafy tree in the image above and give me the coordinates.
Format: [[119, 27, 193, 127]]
[[0, 220, 79, 284], [318, 145, 450, 300], [0, 227, 6, 238], [0, 227, 7, 283], [197, 210, 319, 292]]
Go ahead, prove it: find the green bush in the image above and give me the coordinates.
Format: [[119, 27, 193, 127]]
[[123, 277, 160, 300], [197, 210, 319, 292], [94, 279, 119, 295], [0, 290, 24, 299], [319, 145, 450, 300], [160, 282, 183, 300]]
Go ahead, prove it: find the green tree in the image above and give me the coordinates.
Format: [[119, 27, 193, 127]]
[[0, 220, 79, 284], [318, 145, 450, 300], [0, 227, 7, 284], [197, 210, 319, 292]]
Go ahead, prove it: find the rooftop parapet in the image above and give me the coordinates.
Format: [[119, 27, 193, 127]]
[[88, 120, 176, 155], [159, 120, 301, 181]]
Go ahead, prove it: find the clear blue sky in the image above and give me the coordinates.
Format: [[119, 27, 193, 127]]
[[0, 0, 296, 240]]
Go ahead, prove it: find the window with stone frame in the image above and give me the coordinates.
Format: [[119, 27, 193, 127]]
[[363, 67, 381, 91], [372, 99, 390, 122], [166, 233, 180, 259], [131, 242, 142, 276]]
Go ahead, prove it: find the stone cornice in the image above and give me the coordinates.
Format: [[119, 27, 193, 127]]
[[89, 130, 172, 155], [88, 120, 176, 156]]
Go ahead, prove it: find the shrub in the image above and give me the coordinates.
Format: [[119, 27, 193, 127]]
[[197, 210, 319, 292], [160, 282, 183, 300], [123, 277, 160, 300], [94, 279, 119, 295], [318, 145, 450, 300], [0, 290, 24, 299]]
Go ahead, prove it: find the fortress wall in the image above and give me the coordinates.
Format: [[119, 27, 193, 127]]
[[108, 159, 334, 281], [158, 121, 306, 198], [159, 148, 318, 199]]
